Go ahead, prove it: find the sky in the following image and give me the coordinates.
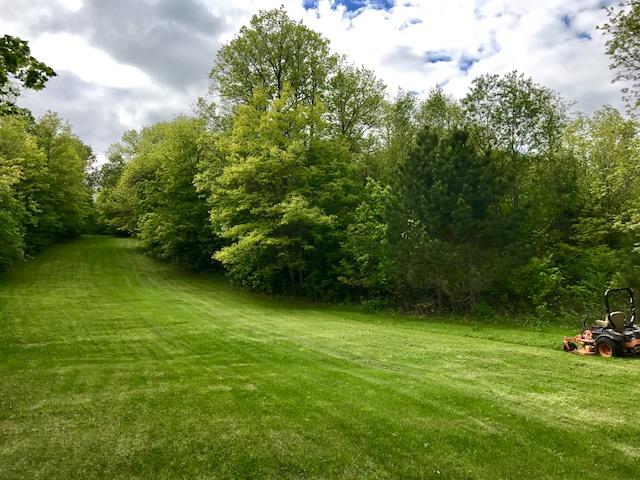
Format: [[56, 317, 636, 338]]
[[0, 0, 624, 163]]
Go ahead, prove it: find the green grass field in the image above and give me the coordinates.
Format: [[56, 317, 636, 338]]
[[1, 236, 639, 479]]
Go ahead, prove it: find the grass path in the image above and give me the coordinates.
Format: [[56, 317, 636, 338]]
[[1, 236, 639, 479]]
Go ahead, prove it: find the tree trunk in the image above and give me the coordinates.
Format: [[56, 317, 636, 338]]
[[436, 285, 444, 313]]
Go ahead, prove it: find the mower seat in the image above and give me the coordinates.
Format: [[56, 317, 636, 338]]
[[607, 311, 626, 333]]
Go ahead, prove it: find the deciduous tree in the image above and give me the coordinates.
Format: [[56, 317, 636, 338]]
[[197, 88, 359, 295], [462, 71, 570, 212], [325, 59, 386, 152], [209, 7, 336, 109], [29, 112, 92, 246], [134, 117, 221, 270]]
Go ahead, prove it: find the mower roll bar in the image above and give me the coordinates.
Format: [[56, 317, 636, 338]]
[[604, 288, 636, 327]]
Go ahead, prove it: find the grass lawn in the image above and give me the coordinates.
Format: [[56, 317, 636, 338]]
[[1, 236, 639, 479]]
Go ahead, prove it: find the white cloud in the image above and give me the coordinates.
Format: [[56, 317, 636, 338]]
[[30, 32, 152, 89]]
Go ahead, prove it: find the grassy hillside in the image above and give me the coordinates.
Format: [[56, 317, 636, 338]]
[[1, 236, 638, 479]]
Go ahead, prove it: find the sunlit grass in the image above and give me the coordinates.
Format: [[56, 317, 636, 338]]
[[1, 236, 639, 479]]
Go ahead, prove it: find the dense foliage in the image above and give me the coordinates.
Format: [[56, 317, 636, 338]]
[[0, 113, 94, 270], [94, 117, 221, 270]]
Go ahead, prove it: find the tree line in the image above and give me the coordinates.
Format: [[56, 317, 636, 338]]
[[3, 3, 640, 317], [0, 35, 93, 269], [91, 6, 640, 315]]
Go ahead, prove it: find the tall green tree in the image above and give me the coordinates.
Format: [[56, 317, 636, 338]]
[[338, 88, 439, 297], [93, 137, 137, 235], [196, 88, 358, 296], [209, 7, 337, 109], [197, 90, 323, 293], [385, 127, 511, 312], [134, 117, 221, 270], [566, 106, 640, 247], [208, 7, 386, 150], [416, 85, 464, 136], [599, 0, 640, 111], [462, 71, 570, 212], [374, 86, 463, 184], [374, 89, 419, 182], [562, 106, 640, 295], [325, 59, 386, 152], [29, 112, 92, 247], [200, 8, 387, 296]]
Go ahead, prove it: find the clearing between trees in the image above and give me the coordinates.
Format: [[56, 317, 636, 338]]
[[0, 236, 638, 479]]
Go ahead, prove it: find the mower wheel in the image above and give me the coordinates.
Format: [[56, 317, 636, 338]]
[[563, 341, 577, 353], [595, 337, 622, 357]]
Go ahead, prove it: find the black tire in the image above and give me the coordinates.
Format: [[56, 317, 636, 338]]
[[595, 337, 622, 357], [563, 341, 577, 353]]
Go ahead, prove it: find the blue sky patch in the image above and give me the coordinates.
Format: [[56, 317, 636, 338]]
[[424, 51, 453, 64], [458, 55, 477, 73], [559, 13, 592, 40], [304, 0, 396, 13]]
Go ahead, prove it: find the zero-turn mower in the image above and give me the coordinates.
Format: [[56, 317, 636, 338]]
[[563, 288, 640, 357]]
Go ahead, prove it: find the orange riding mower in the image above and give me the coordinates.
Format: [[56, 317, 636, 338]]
[[564, 288, 640, 357]]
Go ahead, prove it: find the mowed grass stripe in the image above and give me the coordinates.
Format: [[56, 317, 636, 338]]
[[1, 236, 639, 479]]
